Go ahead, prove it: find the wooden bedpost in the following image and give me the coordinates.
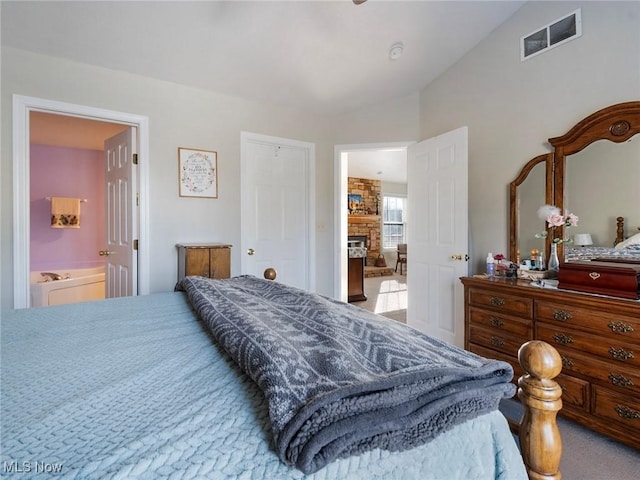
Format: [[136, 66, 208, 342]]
[[615, 217, 625, 245], [517, 340, 563, 480], [263, 268, 277, 280]]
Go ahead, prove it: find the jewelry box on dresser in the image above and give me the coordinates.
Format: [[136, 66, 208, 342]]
[[461, 276, 639, 450]]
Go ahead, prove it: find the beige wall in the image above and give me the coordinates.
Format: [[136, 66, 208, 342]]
[[0, 48, 419, 308], [419, 1, 640, 272]]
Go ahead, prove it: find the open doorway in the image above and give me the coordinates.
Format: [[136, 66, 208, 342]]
[[334, 142, 410, 319], [12, 95, 150, 309], [336, 131, 468, 343], [29, 112, 129, 307]]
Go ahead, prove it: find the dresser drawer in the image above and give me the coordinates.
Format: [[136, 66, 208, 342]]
[[469, 325, 528, 358], [555, 373, 589, 410], [556, 348, 640, 396], [469, 307, 532, 337], [469, 289, 533, 318], [536, 301, 640, 341], [592, 386, 640, 436], [537, 323, 639, 368]]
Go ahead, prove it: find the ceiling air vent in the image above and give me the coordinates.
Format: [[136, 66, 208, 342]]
[[521, 9, 582, 61]]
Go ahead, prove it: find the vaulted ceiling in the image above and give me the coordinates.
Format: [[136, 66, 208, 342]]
[[2, 1, 524, 116]]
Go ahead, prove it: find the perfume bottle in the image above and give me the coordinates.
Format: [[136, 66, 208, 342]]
[[486, 252, 495, 277]]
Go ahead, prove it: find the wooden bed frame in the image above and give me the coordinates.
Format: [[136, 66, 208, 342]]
[[616, 217, 625, 245], [615, 216, 640, 245], [262, 268, 564, 480]]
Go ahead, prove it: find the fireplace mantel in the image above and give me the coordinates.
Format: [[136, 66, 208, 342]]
[[347, 215, 381, 224]]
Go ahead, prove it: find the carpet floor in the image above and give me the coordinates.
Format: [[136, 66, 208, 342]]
[[500, 399, 639, 479]]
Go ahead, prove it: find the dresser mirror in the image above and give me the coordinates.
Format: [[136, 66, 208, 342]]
[[563, 137, 639, 249], [509, 153, 552, 262], [509, 101, 640, 264]]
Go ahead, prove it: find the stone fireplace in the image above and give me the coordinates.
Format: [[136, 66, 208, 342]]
[[347, 177, 381, 266]]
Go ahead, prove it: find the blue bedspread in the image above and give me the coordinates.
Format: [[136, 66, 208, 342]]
[[1, 292, 527, 479]]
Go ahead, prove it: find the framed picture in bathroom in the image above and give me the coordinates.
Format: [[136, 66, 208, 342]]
[[178, 147, 218, 198]]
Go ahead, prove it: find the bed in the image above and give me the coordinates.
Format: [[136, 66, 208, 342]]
[[1, 273, 562, 479], [565, 217, 640, 262]]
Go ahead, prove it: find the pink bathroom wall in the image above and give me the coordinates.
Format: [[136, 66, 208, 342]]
[[30, 144, 106, 272]]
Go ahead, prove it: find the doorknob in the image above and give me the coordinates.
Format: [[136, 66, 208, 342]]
[[247, 248, 255, 256], [451, 254, 463, 261], [98, 250, 116, 256]]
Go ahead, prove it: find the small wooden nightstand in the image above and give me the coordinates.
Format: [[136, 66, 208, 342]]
[[177, 243, 232, 282]]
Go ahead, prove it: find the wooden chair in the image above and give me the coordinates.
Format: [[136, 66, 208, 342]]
[[395, 243, 407, 274]]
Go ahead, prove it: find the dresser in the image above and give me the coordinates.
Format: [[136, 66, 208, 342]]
[[461, 276, 640, 450], [177, 243, 231, 282]]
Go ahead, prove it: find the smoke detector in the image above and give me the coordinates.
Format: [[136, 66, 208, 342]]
[[389, 42, 404, 61]]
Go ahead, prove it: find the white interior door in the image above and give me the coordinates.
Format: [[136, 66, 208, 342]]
[[104, 127, 137, 298], [407, 127, 468, 347], [241, 132, 315, 291]]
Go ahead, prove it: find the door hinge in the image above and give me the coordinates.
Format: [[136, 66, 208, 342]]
[[133, 239, 139, 251], [133, 153, 138, 165], [136, 193, 139, 207]]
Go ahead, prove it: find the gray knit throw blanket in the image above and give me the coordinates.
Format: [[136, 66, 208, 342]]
[[180, 275, 515, 474]]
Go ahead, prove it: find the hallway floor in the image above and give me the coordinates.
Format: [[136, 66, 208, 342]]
[[351, 272, 407, 323]]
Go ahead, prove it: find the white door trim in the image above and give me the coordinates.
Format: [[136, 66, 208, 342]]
[[240, 131, 316, 291], [333, 141, 413, 301], [12, 94, 150, 308]]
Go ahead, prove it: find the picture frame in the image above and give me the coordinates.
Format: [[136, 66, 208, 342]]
[[178, 147, 218, 198], [348, 193, 363, 214]]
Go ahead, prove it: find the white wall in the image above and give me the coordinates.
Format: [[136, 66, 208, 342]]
[[382, 181, 407, 197], [330, 93, 419, 145], [418, 1, 640, 273], [1, 48, 420, 309]]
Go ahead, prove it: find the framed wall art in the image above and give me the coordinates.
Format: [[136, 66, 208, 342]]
[[178, 147, 218, 198]]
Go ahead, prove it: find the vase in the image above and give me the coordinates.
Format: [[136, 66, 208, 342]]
[[548, 243, 560, 277]]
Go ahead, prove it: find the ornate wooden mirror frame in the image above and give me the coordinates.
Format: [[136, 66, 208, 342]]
[[509, 153, 553, 262], [549, 101, 640, 261], [509, 101, 640, 265]]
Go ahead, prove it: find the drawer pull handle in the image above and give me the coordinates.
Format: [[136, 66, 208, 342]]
[[609, 347, 634, 361], [552, 310, 572, 321], [490, 336, 505, 347], [489, 317, 504, 328], [608, 373, 634, 388], [489, 297, 505, 307], [553, 333, 574, 345], [615, 405, 640, 420], [608, 321, 635, 334], [561, 356, 574, 368]]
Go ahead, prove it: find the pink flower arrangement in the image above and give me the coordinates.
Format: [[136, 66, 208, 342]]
[[494, 253, 507, 272], [535, 205, 579, 244]]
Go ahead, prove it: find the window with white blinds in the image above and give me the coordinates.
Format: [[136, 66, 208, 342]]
[[382, 195, 406, 249]]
